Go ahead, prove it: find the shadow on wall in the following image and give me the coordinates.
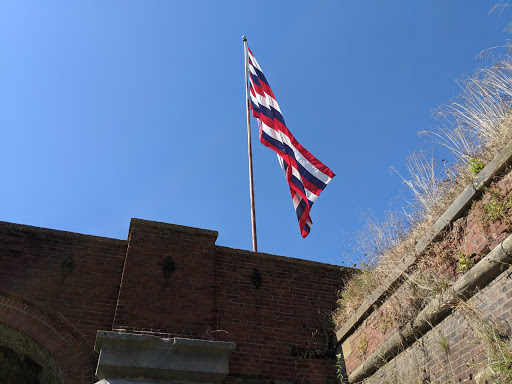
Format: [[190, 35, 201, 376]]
[[0, 322, 63, 384]]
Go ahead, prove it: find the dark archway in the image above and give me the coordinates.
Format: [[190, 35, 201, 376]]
[[0, 294, 96, 383], [0, 322, 63, 384]]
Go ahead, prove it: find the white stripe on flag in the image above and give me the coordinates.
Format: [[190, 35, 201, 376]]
[[252, 90, 282, 115], [260, 121, 333, 185], [248, 51, 262, 71]]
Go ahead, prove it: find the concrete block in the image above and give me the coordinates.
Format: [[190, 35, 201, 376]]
[[95, 380, 188, 384], [95, 331, 236, 384]]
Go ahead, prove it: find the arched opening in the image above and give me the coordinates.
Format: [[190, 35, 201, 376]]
[[0, 295, 96, 383], [0, 323, 63, 384]]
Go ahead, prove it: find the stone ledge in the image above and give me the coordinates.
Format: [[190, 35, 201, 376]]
[[473, 139, 512, 190], [95, 331, 235, 384], [96, 380, 183, 384]]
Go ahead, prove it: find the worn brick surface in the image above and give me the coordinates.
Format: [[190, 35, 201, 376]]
[[112, 219, 218, 337], [0, 219, 349, 383], [0, 221, 127, 383], [361, 266, 512, 384], [343, 170, 512, 383], [214, 247, 347, 384]]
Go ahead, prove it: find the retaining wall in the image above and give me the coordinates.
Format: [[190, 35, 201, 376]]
[[335, 141, 512, 383]]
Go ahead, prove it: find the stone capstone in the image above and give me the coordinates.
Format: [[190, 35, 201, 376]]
[[94, 331, 236, 384]]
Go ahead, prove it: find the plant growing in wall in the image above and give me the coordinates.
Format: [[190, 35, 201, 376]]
[[472, 186, 512, 230], [437, 333, 450, 353], [292, 310, 337, 360], [378, 312, 394, 333], [457, 251, 475, 273], [335, 360, 348, 384], [357, 335, 369, 355], [470, 158, 484, 175], [484, 190, 512, 222]]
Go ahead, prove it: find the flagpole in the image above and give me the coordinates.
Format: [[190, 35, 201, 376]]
[[243, 35, 258, 252]]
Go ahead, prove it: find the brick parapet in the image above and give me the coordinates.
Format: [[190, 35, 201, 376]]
[[0, 220, 127, 246], [112, 218, 218, 337], [215, 245, 349, 271]]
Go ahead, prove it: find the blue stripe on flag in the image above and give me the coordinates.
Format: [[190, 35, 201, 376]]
[[260, 130, 328, 191], [250, 72, 262, 88], [250, 64, 271, 90], [251, 98, 286, 127]]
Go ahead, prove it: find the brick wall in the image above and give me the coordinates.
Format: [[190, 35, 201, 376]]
[[214, 246, 348, 384], [112, 218, 218, 337], [0, 221, 127, 382], [362, 264, 512, 384], [0, 219, 350, 383], [338, 168, 512, 383]]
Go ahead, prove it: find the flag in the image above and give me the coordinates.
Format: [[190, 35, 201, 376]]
[[247, 47, 335, 238]]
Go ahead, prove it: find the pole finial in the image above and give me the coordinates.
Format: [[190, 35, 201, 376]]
[[242, 35, 247, 42]]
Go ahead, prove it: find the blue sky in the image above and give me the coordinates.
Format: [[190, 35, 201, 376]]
[[0, 1, 509, 266]]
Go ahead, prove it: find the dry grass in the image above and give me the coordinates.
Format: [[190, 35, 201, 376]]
[[432, 61, 512, 163], [334, 50, 512, 328], [356, 210, 411, 266], [391, 152, 453, 219]]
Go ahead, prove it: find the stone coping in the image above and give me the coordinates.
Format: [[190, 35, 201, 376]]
[[94, 331, 236, 384], [335, 139, 512, 346], [216, 245, 355, 272], [95, 380, 177, 384], [95, 330, 236, 352], [0, 220, 127, 246], [129, 218, 219, 239]]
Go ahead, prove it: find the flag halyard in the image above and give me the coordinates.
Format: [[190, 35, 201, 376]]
[[247, 47, 335, 238]]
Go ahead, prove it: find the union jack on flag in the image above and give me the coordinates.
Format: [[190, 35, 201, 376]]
[[248, 47, 335, 238]]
